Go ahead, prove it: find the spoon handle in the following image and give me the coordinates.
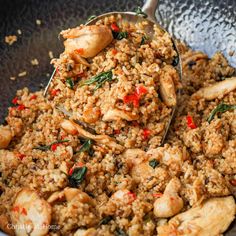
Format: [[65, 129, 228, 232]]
[[142, 0, 158, 22]]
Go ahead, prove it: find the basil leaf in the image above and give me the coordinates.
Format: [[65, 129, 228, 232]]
[[112, 31, 128, 40], [66, 78, 74, 89], [115, 228, 128, 236], [68, 166, 87, 187], [135, 6, 147, 18], [99, 216, 113, 226], [79, 139, 93, 154], [149, 159, 159, 169], [80, 70, 113, 91], [34, 140, 69, 151], [207, 103, 236, 123], [33, 145, 50, 151], [141, 35, 148, 45]]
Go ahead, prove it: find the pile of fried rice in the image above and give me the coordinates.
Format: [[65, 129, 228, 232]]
[[0, 14, 236, 236]]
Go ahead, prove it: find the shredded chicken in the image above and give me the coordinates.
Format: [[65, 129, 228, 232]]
[[192, 77, 236, 100], [61, 119, 123, 151], [159, 65, 177, 107], [62, 25, 113, 58], [102, 108, 139, 122], [11, 189, 52, 236], [157, 196, 235, 236]]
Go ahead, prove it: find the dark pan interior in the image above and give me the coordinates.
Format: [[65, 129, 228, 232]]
[[0, 0, 236, 235]]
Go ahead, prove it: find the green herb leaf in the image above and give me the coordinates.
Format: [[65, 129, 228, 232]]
[[33, 145, 51, 151], [87, 15, 96, 22], [135, 6, 147, 18], [99, 216, 113, 226], [34, 140, 69, 151], [141, 35, 148, 45], [112, 31, 128, 40], [79, 139, 93, 154], [68, 166, 87, 187], [115, 228, 128, 236], [207, 103, 236, 123], [66, 78, 74, 89], [80, 70, 113, 91], [149, 159, 159, 169]]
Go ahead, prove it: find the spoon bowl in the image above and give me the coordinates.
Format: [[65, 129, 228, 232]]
[[44, 0, 182, 145]]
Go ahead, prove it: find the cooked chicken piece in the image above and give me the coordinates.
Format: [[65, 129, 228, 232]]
[[154, 178, 183, 218], [0, 125, 13, 149], [159, 65, 177, 107], [147, 146, 183, 166], [62, 25, 113, 58], [11, 189, 52, 236], [0, 150, 20, 171], [47, 188, 92, 204], [157, 196, 235, 236], [182, 52, 208, 69], [123, 148, 146, 167], [0, 214, 14, 236], [192, 77, 236, 101], [102, 108, 139, 122], [74, 228, 97, 236], [61, 119, 123, 151], [131, 161, 154, 183], [83, 106, 101, 123], [70, 53, 90, 66]]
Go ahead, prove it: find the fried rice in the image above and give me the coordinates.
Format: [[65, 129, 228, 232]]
[[0, 14, 236, 236]]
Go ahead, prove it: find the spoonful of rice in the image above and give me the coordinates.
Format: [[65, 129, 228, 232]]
[[44, 0, 182, 146]]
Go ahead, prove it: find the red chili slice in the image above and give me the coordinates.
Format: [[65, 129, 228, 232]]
[[12, 97, 18, 105], [30, 94, 37, 100], [186, 115, 197, 129], [111, 23, 119, 32], [17, 104, 26, 111], [142, 128, 151, 140]]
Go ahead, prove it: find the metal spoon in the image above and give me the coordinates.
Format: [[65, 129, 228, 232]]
[[44, 0, 182, 144]]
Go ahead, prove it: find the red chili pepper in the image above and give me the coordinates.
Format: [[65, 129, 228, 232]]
[[153, 193, 163, 198], [114, 129, 121, 135], [51, 143, 59, 151], [127, 191, 136, 203], [142, 128, 151, 140], [123, 94, 140, 108], [75, 48, 84, 55], [123, 86, 148, 108], [230, 179, 236, 186], [12, 97, 18, 105], [69, 163, 84, 175], [12, 206, 20, 212], [186, 115, 197, 129], [111, 23, 119, 32], [50, 89, 60, 97], [112, 49, 118, 55], [17, 104, 26, 111], [69, 168, 74, 176], [30, 94, 37, 100], [17, 153, 26, 160], [135, 86, 148, 98], [21, 208, 27, 215]]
